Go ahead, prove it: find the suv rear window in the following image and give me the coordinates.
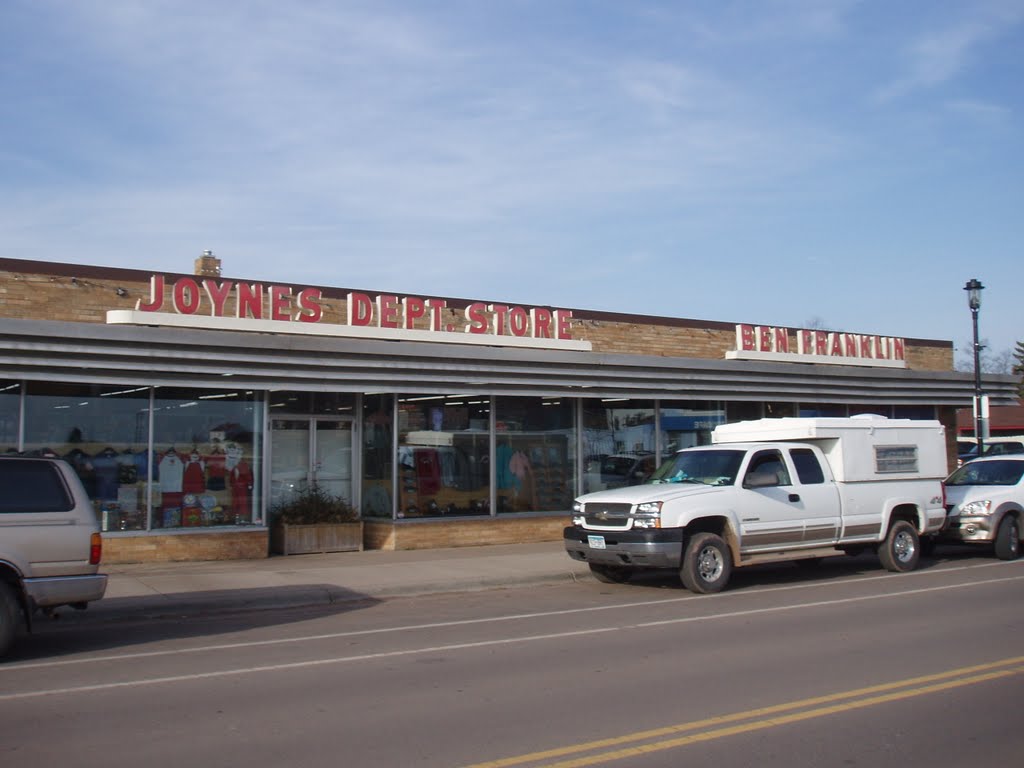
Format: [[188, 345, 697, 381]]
[[0, 460, 75, 513]]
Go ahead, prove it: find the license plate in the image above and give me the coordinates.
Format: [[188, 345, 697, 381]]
[[588, 535, 606, 549]]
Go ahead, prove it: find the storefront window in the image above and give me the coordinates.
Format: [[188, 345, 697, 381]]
[[764, 402, 797, 418], [799, 404, 848, 417], [0, 381, 19, 453], [727, 402, 762, 422], [849, 404, 893, 417], [581, 399, 656, 494], [894, 405, 936, 420], [396, 395, 490, 518], [659, 401, 725, 455], [150, 388, 264, 529], [362, 394, 394, 518], [495, 397, 575, 513], [22, 382, 152, 531], [268, 391, 356, 415]]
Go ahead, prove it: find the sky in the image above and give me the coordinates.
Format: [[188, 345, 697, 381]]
[[1, 1, 1021, 366]]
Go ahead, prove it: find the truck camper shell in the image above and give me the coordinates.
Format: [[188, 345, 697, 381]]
[[712, 415, 947, 483]]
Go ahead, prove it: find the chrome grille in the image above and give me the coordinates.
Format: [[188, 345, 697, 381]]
[[582, 502, 632, 527]]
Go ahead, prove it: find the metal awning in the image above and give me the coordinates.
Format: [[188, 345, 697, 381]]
[[0, 317, 1017, 406]]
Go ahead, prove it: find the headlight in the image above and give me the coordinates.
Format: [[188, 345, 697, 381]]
[[961, 500, 993, 516], [571, 500, 585, 526], [632, 501, 663, 528]]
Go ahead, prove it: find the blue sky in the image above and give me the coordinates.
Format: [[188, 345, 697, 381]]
[[2, 1, 1021, 364]]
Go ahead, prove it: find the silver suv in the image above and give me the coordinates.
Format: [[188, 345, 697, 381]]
[[942, 455, 1024, 560], [0, 456, 108, 657]]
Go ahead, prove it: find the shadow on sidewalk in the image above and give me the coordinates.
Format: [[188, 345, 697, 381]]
[[8, 584, 380, 663]]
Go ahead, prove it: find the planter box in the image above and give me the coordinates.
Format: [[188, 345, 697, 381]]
[[271, 522, 364, 555]]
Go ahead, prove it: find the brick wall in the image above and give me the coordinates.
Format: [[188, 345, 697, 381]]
[[0, 259, 954, 370], [103, 530, 268, 563], [365, 516, 569, 551]]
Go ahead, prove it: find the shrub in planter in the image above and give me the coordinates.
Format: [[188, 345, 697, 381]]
[[271, 485, 362, 555]]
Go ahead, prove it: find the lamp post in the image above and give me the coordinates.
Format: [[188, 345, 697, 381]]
[[964, 278, 985, 454]]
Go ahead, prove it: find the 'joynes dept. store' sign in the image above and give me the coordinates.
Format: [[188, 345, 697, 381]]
[[106, 274, 592, 351]]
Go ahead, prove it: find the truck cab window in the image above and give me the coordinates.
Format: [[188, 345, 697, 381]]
[[789, 448, 825, 485], [745, 451, 790, 487]]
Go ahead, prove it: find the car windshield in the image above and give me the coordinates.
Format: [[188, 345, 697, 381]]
[[945, 460, 1024, 487], [647, 449, 745, 486]]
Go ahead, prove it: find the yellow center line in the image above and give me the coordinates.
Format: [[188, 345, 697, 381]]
[[461, 655, 1024, 768]]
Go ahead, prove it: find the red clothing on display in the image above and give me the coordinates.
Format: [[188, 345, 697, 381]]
[[182, 458, 206, 494], [229, 460, 253, 519]]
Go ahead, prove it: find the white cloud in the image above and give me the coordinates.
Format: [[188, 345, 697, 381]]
[[874, 3, 1024, 102]]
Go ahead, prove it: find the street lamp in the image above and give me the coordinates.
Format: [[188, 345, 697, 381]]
[[963, 278, 985, 454]]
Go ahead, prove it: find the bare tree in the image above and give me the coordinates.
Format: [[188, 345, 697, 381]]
[[955, 340, 1014, 374]]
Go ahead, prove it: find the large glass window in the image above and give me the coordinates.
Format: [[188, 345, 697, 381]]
[[0, 381, 19, 453], [362, 394, 394, 518], [22, 382, 152, 531], [150, 388, 264, 529], [495, 397, 575, 513], [894, 405, 936, 420], [396, 394, 490, 517], [658, 401, 725, 455], [799, 404, 848, 417], [581, 399, 655, 494]]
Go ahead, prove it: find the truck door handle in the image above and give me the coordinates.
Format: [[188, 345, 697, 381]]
[[788, 494, 801, 503]]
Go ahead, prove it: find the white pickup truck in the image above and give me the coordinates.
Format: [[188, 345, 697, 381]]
[[565, 416, 948, 593]]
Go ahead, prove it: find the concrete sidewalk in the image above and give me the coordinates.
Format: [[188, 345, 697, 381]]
[[88, 542, 593, 620]]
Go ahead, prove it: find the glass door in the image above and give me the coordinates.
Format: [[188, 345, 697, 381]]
[[313, 420, 353, 501], [270, 418, 353, 510]]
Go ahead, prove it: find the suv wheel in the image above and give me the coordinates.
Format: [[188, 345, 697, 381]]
[[994, 516, 1020, 561], [0, 582, 25, 658]]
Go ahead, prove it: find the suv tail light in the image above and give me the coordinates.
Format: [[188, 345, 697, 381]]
[[90, 532, 102, 565]]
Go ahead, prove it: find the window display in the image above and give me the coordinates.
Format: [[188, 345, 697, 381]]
[[658, 401, 725, 454], [149, 388, 264, 528], [582, 399, 655, 494], [396, 395, 490, 517], [362, 394, 394, 518], [495, 396, 575, 513], [22, 382, 152, 531]]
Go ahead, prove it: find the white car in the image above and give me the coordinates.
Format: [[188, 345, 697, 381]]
[[941, 455, 1024, 560]]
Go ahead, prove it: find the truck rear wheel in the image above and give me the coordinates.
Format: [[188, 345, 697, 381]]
[[993, 516, 1020, 561], [878, 519, 920, 572], [588, 563, 634, 584], [680, 533, 732, 594]]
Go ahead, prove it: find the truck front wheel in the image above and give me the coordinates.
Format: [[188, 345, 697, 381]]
[[878, 520, 920, 572], [680, 533, 732, 594]]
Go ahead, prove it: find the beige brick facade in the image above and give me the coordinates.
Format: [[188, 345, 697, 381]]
[[364, 516, 569, 551], [0, 258, 954, 370], [103, 530, 268, 564]]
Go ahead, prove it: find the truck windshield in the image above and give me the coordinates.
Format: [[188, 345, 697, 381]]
[[647, 449, 746, 486]]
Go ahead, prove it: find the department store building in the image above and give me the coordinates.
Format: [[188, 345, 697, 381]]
[[1, 254, 1017, 563]]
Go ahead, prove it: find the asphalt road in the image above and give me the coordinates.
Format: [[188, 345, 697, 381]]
[[2, 550, 1022, 768]]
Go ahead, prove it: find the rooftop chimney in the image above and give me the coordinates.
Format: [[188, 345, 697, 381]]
[[194, 249, 222, 277]]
